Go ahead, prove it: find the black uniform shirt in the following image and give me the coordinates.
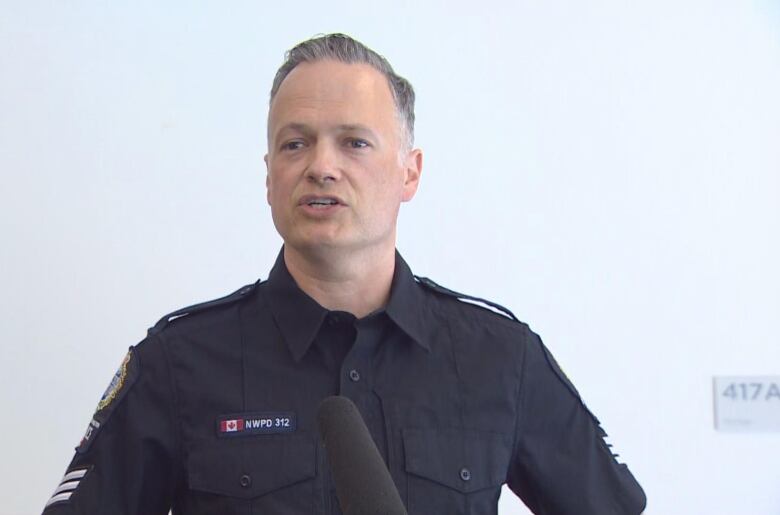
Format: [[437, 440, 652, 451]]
[[43, 249, 646, 514]]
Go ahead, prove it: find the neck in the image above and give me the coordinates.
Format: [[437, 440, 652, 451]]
[[283, 243, 396, 319]]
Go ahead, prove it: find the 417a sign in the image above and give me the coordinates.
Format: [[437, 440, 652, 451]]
[[714, 376, 780, 432]]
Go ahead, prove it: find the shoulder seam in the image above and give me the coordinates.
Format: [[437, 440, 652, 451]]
[[414, 275, 519, 322], [147, 279, 262, 336]]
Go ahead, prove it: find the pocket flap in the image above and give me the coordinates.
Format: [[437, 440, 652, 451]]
[[403, 428, 512, 493], [187, 435, 316, 499]]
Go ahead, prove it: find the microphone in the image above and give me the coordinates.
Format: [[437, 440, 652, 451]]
[[316, 396, 408, 515]]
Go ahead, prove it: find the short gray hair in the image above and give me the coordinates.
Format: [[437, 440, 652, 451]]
[[270, 33, 416, 150]]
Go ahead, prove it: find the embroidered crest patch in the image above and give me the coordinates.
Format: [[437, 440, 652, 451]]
[[540, 341, 602, 427], [77, 347, 139, 453], [97, 350, 132, 411]]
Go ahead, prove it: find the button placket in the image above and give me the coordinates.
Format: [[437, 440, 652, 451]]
[[339, 320, 375, 395]]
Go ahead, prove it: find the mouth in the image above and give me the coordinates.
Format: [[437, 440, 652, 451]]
[[298, 195, 346, 209]]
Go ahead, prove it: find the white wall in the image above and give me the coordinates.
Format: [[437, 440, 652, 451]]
[[1, 1, 779, 514]]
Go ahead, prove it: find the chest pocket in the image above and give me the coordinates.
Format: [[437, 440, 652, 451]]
[[403, 428, 513, 515], [185, 434, 318, 514]]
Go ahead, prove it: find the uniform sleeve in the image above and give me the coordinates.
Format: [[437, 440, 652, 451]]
[[41, 334, 181, 515], [506, 330, 647, 514]]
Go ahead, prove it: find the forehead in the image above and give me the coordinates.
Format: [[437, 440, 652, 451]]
[[268, 60, 397, 135]]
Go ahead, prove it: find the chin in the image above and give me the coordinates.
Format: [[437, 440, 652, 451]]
[[281, 226, 392, 256], [286, 233, 353, 253]]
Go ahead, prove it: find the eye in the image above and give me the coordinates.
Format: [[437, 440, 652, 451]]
[[281, 140, 305, 151], [346, 138, 369, 149]]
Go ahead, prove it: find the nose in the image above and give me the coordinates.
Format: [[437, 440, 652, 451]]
[[305, 141, 341, 185]]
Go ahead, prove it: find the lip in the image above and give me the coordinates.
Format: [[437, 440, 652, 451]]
[[297, 194, 347, 206]]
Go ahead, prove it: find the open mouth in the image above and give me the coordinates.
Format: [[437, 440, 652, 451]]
[[299, 195, 344, 209], [307, 198, 339, 207]]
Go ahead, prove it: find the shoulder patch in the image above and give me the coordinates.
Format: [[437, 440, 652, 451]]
[[77, 347, 139, 453], [415, 275, 519, 321], [538, 340, 603, 429], [147, 279, 261, 336]]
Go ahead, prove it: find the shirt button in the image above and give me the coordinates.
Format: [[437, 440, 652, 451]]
[[459, 468, 471, 481], [328, 314, 341, 326], [349, 369, 361, 382], [240, 474, 252, 487]]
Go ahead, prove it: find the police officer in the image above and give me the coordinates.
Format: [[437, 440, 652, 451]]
[[43, 34, 646, 514]]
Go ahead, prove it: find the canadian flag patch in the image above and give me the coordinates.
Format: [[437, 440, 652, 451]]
[[220, 419, 245, 433]]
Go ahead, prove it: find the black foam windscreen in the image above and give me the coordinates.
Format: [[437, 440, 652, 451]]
[[317, 396, 408, 515]]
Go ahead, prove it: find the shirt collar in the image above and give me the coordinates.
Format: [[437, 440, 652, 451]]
[[264, 248, 327, 362], [384, 251, 431, 352], [264, 247, 430, 362]]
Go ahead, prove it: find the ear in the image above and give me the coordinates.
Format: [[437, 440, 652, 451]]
[[401, 148, 423, 202], [264, 153, 271, 206]]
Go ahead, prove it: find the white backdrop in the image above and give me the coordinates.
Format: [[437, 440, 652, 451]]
[[1, 1, 779, 514]]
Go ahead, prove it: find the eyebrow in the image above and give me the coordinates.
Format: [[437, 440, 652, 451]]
[[274, 123, 379, 141]]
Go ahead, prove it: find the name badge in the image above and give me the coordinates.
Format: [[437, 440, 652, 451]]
[[216, 411, 296, 437]]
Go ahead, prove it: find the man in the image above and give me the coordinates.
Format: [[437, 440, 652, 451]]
[[43, 33, 646, 514]]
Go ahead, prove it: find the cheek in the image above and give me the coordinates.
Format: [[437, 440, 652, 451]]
[[267, 169, 294, 202], [372, 158, 406, 187], [380, 166, 409, 200], [365, 175, 405, 216], [266, 176, 279, 206]]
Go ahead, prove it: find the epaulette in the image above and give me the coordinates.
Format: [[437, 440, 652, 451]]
[[414, 276, 519, 322], [147, 280, 262, 336]]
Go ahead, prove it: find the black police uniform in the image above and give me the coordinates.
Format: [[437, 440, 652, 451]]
[[43, 248, 646, 514]]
